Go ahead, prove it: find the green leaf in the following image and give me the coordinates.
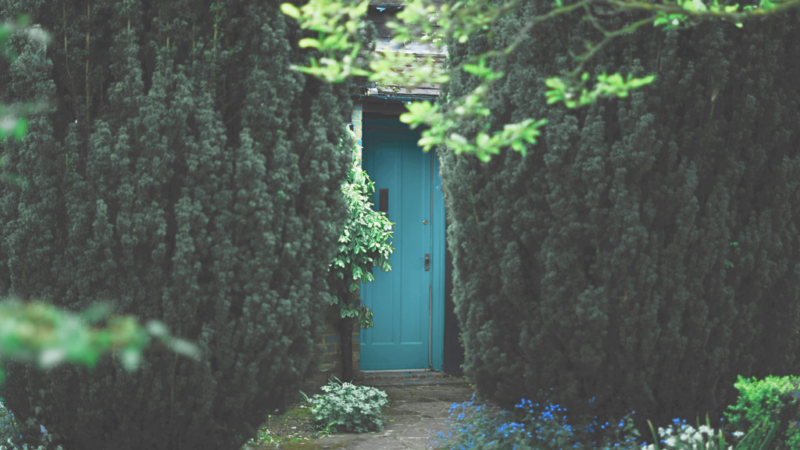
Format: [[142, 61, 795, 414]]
[[120, 348, 142, 371], [146, 320, 169, 338], [12, 117, 28, 141], [79, 302, 115, 324], [169, 338, 201, 361], [38, 349, 66, 369], [280, 2, 302, 19], [298, 38, 321, 49], [628, 75, 656, 88], [545, 77, 566, 89]]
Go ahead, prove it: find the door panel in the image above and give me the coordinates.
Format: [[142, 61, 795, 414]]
[[360, 121, 432, 370]]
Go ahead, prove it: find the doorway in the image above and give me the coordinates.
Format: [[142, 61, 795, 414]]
[[359, 118, 445, 371]]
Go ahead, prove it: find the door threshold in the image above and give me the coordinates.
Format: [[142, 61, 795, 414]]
[[362, 369, 432, 373]]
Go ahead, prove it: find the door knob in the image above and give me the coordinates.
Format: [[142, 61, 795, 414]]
[[424, 253, 430, 271]]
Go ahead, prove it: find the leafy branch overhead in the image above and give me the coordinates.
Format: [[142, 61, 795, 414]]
[[0, 15, 53, 143], [327, 128, 394, 329], [281, 0, 799, 161], [0, 300, 200, 386]]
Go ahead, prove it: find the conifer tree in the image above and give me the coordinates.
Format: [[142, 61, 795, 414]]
[[0, 1, 351, 448], [440, 1, 800, 443]]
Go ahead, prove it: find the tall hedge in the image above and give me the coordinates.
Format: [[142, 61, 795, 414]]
[[0, 0, 351, 449], [440, 1, 800, 443]]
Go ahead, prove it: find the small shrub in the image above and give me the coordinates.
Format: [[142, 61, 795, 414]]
[[300, 378, 389, 433], [720, 375, 800, 450]]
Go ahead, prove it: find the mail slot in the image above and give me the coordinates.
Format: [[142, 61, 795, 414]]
[[379, 188, 388, 218]]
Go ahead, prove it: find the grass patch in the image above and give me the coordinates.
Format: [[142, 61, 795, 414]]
[[241, 397, 319, 449]]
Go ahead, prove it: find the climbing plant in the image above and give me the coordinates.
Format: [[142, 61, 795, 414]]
[[328, 127, 394, 330]]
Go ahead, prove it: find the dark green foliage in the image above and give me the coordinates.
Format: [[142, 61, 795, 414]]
[[0, 1, 352, 449], [440, 0, 800, 444]]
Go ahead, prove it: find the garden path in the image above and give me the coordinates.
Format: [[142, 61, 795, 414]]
[[274, 372, 475, 450]]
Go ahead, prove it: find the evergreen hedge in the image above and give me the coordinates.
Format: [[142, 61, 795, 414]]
[[439, 0, 800, 443], [0, 0, 351, 449]]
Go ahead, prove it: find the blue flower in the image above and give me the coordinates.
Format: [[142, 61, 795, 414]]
[[672, 418, 687, 427]]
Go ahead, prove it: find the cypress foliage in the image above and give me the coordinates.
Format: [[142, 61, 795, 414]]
[[440, 1, 800, 443], [0, 1, 351, 449]]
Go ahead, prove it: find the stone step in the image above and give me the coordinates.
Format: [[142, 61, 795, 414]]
[[362, 370, 452, 380], [359, 371, 469, 387]]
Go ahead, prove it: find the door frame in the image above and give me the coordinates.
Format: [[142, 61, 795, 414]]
[[359, 118, 445, 371]]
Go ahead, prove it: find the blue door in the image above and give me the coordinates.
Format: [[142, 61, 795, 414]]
[[360, 119, 445, 371]]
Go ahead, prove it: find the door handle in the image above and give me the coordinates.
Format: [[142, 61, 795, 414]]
[[424, 253, 430, 271]]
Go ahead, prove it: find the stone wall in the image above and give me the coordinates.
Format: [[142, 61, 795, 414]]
[[301, 304, 361, 395]]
